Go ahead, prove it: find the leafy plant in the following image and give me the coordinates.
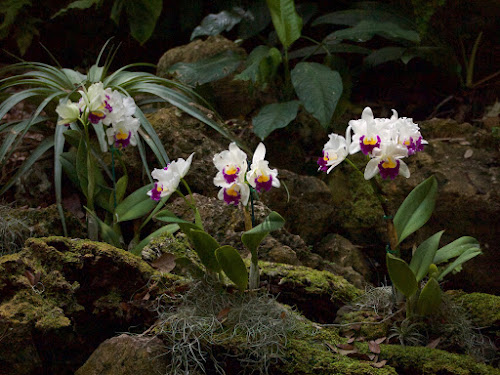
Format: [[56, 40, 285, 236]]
[[0, 41, 237, 241], [386, 176, 482, 318]]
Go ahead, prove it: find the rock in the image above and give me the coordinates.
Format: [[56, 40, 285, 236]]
[[0, 237, 180, 375], [75, 334, 169, 375], [157, 35, 257, 118]]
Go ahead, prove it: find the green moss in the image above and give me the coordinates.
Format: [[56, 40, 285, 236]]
[[338, 311, 390, 340], [260, 261, 362, 302], [366, 344, 500, 375], [448, 291, 500, 327]]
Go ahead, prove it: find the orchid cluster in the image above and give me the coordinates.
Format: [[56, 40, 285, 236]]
[[55, 82, 140, 151], [318, 107, 426, 180], [148, 154, 194, 201], [213, 143, 280, 206]]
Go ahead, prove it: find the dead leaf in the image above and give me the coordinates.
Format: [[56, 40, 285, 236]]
[[337, 343, 355, 350], [142, 292, 151, 301], [217, 307, 231, 322], [151, 253, 176, 273], [464, 149, 473, 159], [368, 353, 377, 361], [34, 271, 41, 285], [375, 337, 386, 344], [356, 336, 366, 342], [427, 337, 441, 349], [24, 270, 35, 286], [371, 360, 387, 368], [350, 323, 362, 331], [347, 337, 356, 344], [325, 342, 337, 353], [337, 349, 358, 356], [344, 331, 355, 338], [280, 311, 286, 320], [368, 341, 381, 354]]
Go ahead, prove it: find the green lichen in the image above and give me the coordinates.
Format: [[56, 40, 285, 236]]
[[338, 310, 390, 340], [365, 344, 500, 375], [448, 291, 500, 327], [259, 261, 363, 302]]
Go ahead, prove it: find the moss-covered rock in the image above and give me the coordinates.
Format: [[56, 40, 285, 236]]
[[447, 291, 500, 328], [0, 237, 185, 375]]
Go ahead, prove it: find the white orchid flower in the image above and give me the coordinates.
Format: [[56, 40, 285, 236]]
[[364, 143, 410, 180], [246, 143, 280, 193], [147, 153, 194, 201], [169, 153, 195, 179], [55, 99, 80, 126], [106, 116, 140, 148], [102, 89, 137, 126], [213, 142, 248, 186], [217, 181, 250, 206], [78, 82, 108, 124], [318, 133, 348, 174], [389, 112, 427, 155]]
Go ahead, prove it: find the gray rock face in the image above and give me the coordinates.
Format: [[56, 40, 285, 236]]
[[75, 335, 169, 375]]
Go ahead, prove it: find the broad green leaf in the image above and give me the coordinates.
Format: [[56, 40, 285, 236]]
[[288, 43, 370, 59], [52, 0, 101, 18], [417, 277, 441, 316], [238, 0, 271, 39], [109, 175, 128, 209], [331, 21, 420, 43], [168, 50, 243, 86], [386, 253, 418, 298], [437, 247, 482, 281], [291, 62, 342, 128], [409, 230, 444, 282], [114, 184, 156, 222], [61, 68, 86, 85], [191, 9, 245, 40], [216, 245, 248, 291], [188, 229, 221, 272], [394, 176, 438, 244], [131, 224, 180, 256], [60, 151, 79, 186], [174, 257, 205, 279], [85, 207, 121, 248], [252, 101, 300, 140], [241, 211, 285, 258], [235, 45, 281, 83], [154, 210, 201, 235], [124, 0, 162, 44], [110, 0, 124, 24], [433, 236, 479, 265], [364, 47, 406, 67], [312, 8, 413, 29], [266, 0, 303, 49]]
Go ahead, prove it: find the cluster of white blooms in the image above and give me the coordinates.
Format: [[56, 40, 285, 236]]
[[318, 107, 426, 180], [55, 82, 140, 150], [147, 154, 194, 201], [213, 142, 280, 206]]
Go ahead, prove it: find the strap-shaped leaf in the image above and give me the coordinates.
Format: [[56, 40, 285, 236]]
[[241, 211, 285, 258], [131, 224, 180, 256], [394, 176, 438, 244], [386, 253, 418, 298], [433, 236, 479, 265], [409, 230, 444, 282], [266, 0, 303, 49], [114, 184, 156, 222], [252, 101, 300, 140], [437, 247, 482, 281], [188, 229, 222, 272], [154, 210, 201, 233], [291, 62, 342, 128], [216, 245, 248, 291], [417, 277, 441, 316], [85, 207, 121, 248]]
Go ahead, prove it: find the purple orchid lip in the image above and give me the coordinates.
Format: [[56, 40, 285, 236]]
[[317, 151, 329, 172], [378, 159, 400, 180], [255, 175, 273, 193], [89, 111, 105, 124], [150, 183, 162, 201], [114, 131, 132, 148], [360, 135, 381, 155], [223, 187, 241, 205], [223, 166, 240, 184]]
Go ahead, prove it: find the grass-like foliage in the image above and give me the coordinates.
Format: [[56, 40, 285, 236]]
[[0, 40, 236, 235], [152, 280, 307, 375]]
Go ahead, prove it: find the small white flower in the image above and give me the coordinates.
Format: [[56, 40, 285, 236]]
[[348, 107, 394, 156], [246, 143, 280, 193], [147, 154, 194, 201], [213, 142, 248, 186], [102, 89, 136, 126], [55, 99, 80, 126], [364, 143, 410, 180], [106, 116, 140, 148], [217, 181, 250, 206], [318, 133, 348, 174], [169, 153, 195, 179], [78, 82, 107, 124]]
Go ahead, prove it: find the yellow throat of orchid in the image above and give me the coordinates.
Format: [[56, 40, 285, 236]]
[[257, 174, 270, 183], [115, 129, 129, 140], [226, 186, 239, 196], [225, 165, 238, 175], [363, 137, 378, 145], [382, 157, 397, 169]]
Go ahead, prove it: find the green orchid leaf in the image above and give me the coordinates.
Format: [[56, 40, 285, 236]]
[[252, 101, 300, 140], [266, 0, 303, 49], [109, 175, 128, 209], [114, 184, 156, 222], [437, 247, 482, 281], [241, 211, 285, 259], [191, 8, 246, 40], [394, 175, 438, 244], [291, 62, 342, 128], [123, 0, 162, 44], [386, 253, 418, 298], [131, 224, 180, 256], [433, 236, 480, 265], [63, 129, 82, 148], [188, 229, 221, 272], [168, 50, 243, 86], [330, 20, 420, 43], [174, 257, 205, 279], [216, 245, 248, 291], [409, 230, 444, 282], [417, 277, 441, 316], [364, 47, 406, 67], [154, 210, 201, 234], [85, 207, 121, 248]]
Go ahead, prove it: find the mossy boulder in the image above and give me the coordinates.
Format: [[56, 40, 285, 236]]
[[0, 237, 184, 375], [447, 291, 500, 328]]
